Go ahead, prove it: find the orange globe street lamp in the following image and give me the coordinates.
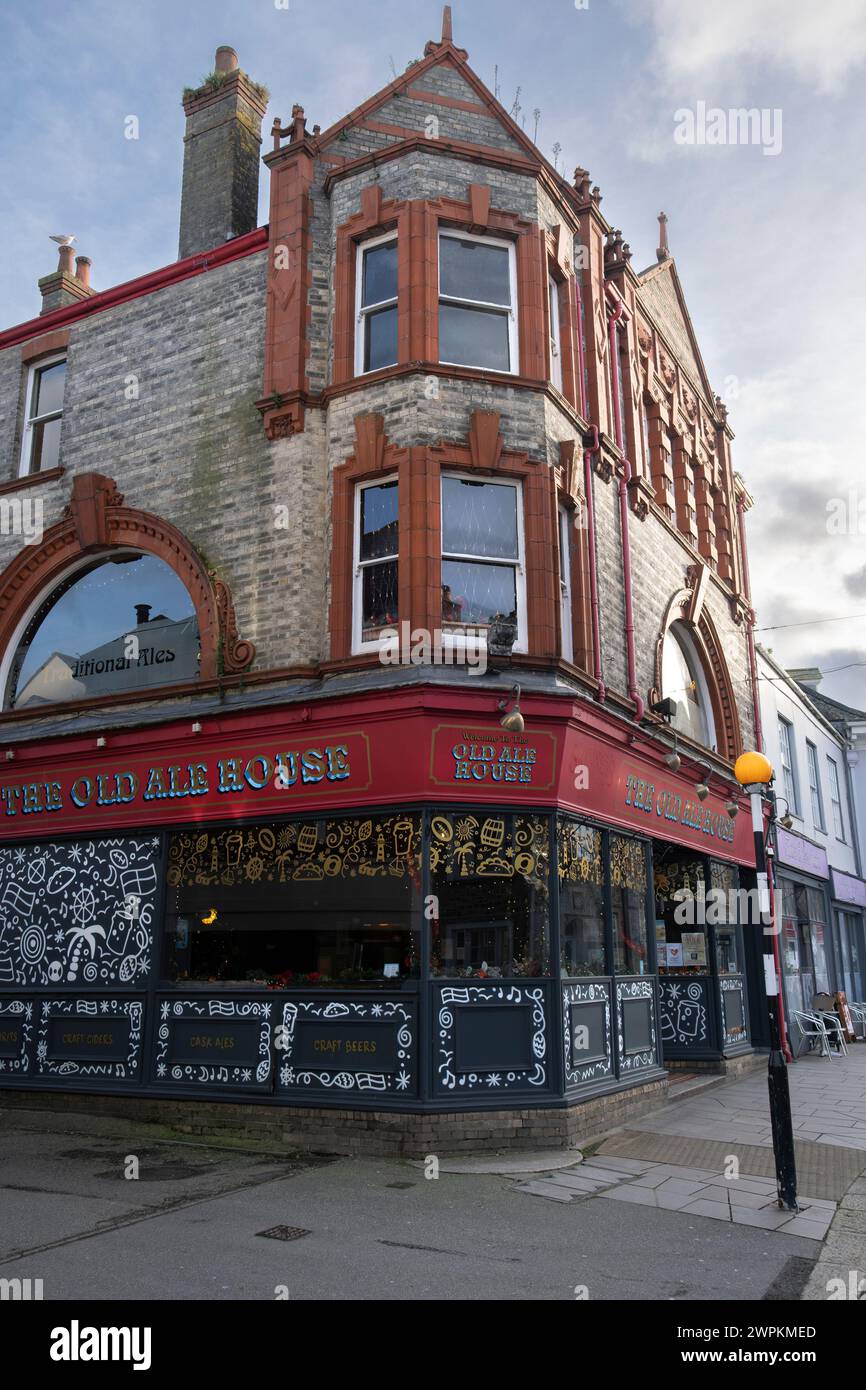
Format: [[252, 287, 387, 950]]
[[735, 751, 798, 1212]]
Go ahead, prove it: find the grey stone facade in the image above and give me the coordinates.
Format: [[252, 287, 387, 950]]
[[0, 38, 754, 757]]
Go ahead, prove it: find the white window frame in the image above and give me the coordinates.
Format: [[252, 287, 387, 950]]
[[778, 716, 800, 817], [354, 231, 398, 377], [19, 352, 66, 478], [827, 755, 846, 842], [558, 505, 573, 663], [351, 475, 399, 655], [440, 471, 527, 656], [806, 741, 825, 832], [437, 229, 518, 374], [548, 275, 563, 392]]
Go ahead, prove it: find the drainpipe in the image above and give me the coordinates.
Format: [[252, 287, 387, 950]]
[[736, 495, 764, 753], [583, 425, 605, 701], [606, 293, 645, 721], [574, 277, 587, 419], [737, 494, 791, 1057]]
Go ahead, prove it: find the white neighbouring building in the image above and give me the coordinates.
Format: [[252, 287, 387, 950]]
[[757, 645, 866, 1034]]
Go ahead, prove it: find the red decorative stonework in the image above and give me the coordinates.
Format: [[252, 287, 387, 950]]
[[0, 473, 254, 696], [258, 124, 316, 436]]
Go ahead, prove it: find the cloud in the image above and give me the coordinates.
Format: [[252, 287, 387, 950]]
[[637, 0, 866, 94], [844, 566, 866, 598]]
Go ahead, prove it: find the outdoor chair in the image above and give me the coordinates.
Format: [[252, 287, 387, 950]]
[[817, 1011, 849, 1055], [791, 1008, 840, 1059], [811, 993, 849, 1056], [848, 1001, 866, 1038]]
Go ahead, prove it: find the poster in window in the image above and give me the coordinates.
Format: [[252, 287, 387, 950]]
[[681, 932, 707, 967]]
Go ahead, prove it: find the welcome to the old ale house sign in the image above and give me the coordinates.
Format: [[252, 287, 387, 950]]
[[0, 692, 752, 863]]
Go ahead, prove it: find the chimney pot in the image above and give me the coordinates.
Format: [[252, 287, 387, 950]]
[[214, 46, 239, 73], [58, 244, 75, 275], [135, 603, 152, 627], [75, 254, 91, 287]]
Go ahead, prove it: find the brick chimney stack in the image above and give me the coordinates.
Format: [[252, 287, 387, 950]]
[[178, 46, 268, 260], [38, 242, 96, 314]]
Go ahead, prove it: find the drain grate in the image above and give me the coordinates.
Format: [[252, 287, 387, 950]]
[[256, 1225, 311, 1242]]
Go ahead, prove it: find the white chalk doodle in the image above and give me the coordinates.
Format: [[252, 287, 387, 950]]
[[0, 839, 159, 987]]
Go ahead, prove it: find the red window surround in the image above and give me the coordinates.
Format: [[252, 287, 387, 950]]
[[329, 410, 562, 663], [333, 187, 550, 385]]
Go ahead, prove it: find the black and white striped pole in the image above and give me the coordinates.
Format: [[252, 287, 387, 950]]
[[735, 752, 798, 1212]]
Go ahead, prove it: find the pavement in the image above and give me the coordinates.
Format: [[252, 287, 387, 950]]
[[510, 1046, 866, 1267], [0, 1046, 864, 1300], [0, 1122, 816, 1301]]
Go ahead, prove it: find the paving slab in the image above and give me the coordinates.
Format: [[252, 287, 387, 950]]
[[681, 1198, 731, 1221], [595, 1130, 865, 1200], [595, 1185, 658, 1206]]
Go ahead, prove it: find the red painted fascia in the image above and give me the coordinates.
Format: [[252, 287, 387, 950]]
[[0, 228, 268, 351]]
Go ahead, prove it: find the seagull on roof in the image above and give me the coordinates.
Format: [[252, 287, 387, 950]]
[[49, 234, 76, 246]]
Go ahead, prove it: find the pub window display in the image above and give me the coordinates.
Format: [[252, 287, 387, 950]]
[[165, 815, 421, 986], [558, 818, 605, 976], [3, 552, 200, 709], [710, 860, 740, 974], [610, 834, 650, 975], [654, 850, 707, 974], [429, 811, 549, 977]]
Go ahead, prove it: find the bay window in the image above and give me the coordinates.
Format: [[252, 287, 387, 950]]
[[438, 230, 517, 372], [20, 355, 66, 476], [355, 233, 398, 374], [440, 473, 526, 650], [353, 477, 398, 650]]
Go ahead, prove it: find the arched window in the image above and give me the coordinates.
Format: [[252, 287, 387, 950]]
[[661, 621, 716, 749], [3, 551, 200, 710]]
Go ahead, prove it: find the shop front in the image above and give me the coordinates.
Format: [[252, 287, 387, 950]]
[[653, 849, 752, 1066], [0, 686, 756, 1142], [830, 868, 866, 1007], [774, 827, 835, 1038]]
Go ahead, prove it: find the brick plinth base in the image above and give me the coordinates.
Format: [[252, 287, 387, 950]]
[[665, 1050, 763, 1080], [0, 1078, 669, 1157]]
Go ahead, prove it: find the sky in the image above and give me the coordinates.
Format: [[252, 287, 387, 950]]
[[1, 0, 865, 712]]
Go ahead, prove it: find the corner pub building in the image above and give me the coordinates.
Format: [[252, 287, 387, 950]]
[[0, 13, 767, 1155]]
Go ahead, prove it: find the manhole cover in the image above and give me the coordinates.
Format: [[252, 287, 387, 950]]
[[257, 1226, 311, 1242], [96, 1163, 208, 1182]]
